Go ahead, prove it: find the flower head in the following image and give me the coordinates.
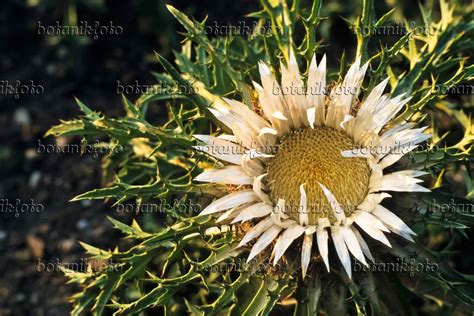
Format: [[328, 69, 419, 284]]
[[194, 51, 431, 278]]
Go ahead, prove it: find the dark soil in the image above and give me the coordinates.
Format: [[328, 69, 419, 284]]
[[0, 0, 259, 314]]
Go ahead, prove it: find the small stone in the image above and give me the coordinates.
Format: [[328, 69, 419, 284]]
[[15, 293, 25, 302], [28, 171, 41, 188], [13, 108, 31, 126], [59, 239, 74, 252], [76, 219, 88, 230], [24, 148, 38, 160], [81, 200, 92, 207], [26, 234, 45, 257]]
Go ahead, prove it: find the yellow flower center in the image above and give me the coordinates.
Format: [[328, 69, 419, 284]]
[[266, 126, 371, 225]]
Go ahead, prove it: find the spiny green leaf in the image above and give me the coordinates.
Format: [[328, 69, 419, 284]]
[[107, 216, 152, 239]]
